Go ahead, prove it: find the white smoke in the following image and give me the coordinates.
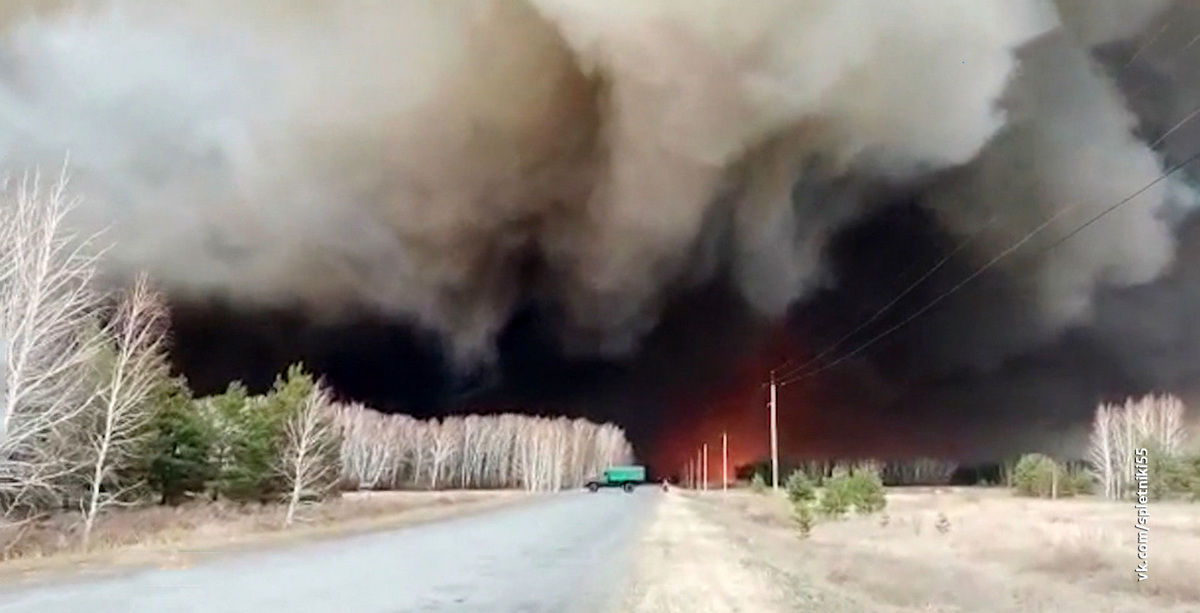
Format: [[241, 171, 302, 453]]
[[928, 31, 1187, 339], [0, 0, 1191, 364]]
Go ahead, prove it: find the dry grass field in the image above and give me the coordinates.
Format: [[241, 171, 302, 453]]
[[0, 490, 527, 582], [688, 487, 1200, 613]]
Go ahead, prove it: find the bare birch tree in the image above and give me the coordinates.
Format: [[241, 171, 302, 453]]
[[1129, 394, 1187, 455], [277, 384, 340, 527], [459, 415, 481, 488], [0, 176, 107, 518], [427, 418, 459, 489], [336, 405, 399, 490], [1089, 404, 1116, 500], [78, 275, 169, 546], [1089, 394, 1190, 500]]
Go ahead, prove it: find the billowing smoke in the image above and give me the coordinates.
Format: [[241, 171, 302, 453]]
[[2, 1, 1199, 458]]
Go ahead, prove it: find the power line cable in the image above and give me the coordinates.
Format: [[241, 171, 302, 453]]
[[771, 215, 997, 383], [777, 146, 1200, 387], [768, 26, 1200, 383]]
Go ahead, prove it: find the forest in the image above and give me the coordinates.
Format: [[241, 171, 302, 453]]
[[0, 179, 633, 551]]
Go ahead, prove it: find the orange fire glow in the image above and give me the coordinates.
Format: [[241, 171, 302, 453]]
[[652, 323, 967, 481], [652, 326, 808, 480]]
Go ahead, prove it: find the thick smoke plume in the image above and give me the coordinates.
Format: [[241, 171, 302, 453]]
[[0, 0, 1196, 389]]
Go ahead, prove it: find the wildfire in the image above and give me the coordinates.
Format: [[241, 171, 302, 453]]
[[653, 326, 805, 479]]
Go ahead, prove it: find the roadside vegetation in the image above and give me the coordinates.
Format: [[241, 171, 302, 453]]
[[677, 394, 1200, 611], [0, 178, 634, 560], [724, 393, 1195, 556], [692, 486, 1200, 611], [704, 395, 1200, 608], [1086, 394, 1200, 501], [1001, 393, 1200, 501], [780, 463, 887, 537]]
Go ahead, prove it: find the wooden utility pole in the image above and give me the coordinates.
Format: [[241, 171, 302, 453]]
[[722, 431, 728, 492], [769, 371, 780, 491], [702, 443, 709, 491]]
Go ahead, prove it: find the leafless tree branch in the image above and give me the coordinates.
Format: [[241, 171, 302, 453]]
[[277, 383, 341, 527], [0, 174, 108, 519], [77, 274, 169, 546]]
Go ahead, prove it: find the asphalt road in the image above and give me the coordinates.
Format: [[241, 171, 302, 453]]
[[0, 488, 659, 613]]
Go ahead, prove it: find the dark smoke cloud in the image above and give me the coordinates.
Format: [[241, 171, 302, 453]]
[[2, 1, 1200, 461], [0, 1, 1063, 353]]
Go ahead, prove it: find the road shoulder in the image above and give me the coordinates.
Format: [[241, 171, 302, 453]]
[[620, 491, 788, 613]]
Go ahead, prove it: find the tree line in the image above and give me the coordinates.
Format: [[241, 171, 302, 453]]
[[336, 407, 633, 492], [735, 393, 1199, 501], [1016, 394, 1200, 501], [0, 177, 634, 549]]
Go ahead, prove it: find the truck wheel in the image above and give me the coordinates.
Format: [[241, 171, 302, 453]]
[[587, 482, 599, 493], [623, 483, 635, 493]]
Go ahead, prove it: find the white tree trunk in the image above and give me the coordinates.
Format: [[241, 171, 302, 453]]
[[79, 275, 169, 546], [0, 175, 108, 519], [277, 384, 339, 527]]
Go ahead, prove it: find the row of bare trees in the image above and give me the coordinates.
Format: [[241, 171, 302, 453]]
[[335, 407, 633, 492], [1089, 393, 1190, 500]]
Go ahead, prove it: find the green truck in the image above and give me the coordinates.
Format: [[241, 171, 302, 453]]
[[586, 465, 646, 493]]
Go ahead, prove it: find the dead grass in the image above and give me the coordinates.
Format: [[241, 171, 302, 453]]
[[0, 490, 526, 581], [688, 487, 1200, 613], [622, 493, 789, 612]]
